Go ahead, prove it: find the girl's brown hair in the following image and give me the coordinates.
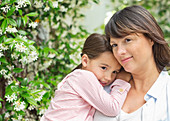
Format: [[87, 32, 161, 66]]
[[73, 33, 112, 71], [105, 5, 170, 72]]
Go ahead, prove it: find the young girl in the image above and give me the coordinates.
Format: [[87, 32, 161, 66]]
[[41, 33, 131, 121]]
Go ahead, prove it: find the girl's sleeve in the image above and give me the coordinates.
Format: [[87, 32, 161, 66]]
[[67, 70, 131, 116]]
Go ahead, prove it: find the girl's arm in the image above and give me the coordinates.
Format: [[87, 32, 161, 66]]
[[68, 70, 131, 116]]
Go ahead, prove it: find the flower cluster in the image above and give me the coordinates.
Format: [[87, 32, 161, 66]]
[[0, 0, 97, 120], [13, 101, 26, 111], [5, 93, 17, 103], [16, 0, 30, 10], [1, 5, 10, 13]]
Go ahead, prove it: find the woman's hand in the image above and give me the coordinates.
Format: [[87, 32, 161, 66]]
[[116, 69, 132, 83]]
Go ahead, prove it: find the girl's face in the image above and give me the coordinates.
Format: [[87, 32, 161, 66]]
[[82, 51, 121, 86], [110, 33, 154, 74]]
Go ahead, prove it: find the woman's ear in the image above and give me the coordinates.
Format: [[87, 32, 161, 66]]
[[81, 54, 89, 68], [148, 38, 154, 46]]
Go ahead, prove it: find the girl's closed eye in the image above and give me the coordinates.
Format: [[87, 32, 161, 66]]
[[112, 70, 119, 74]]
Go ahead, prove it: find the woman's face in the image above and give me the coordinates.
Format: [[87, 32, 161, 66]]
[[110, 33, 154, 73]]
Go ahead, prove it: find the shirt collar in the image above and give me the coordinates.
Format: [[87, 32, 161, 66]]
[[144, 71, 169, 101]]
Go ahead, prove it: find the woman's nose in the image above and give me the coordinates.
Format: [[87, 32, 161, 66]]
[[116, 45, 126, 56]]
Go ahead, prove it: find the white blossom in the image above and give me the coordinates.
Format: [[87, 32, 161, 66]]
[[4, 73, 12, 79], [13, 101, 25, 111], [4, 112, 10, 118], [29, 22, 38, 28], [5, 93, 17, 103], [11, 53, 19, 59], [15, 0, 30, 11], [7, 65, 14, 70], [58, 0, 63, 2], [60, 6, 68, 12], [44, 6, 50, 12], [1, 5, 10, 13], [19, 56, 28, 64], [0, 69, 7, 75], [6, 26, 18, 33], [34, 1, 43, 8], [0, 43, 8, 50], [28, 51, 38, 62], [7, 79, 13, 85], [52, 1, 58, 8], [15, 42, 28, 53], [18, 114, 22, 120], [19, 35, 27, 41], [11, 118, 18, 121], [0, 52, 4, 58], [28, 105, 35, 110], [48, 53, 56, 58]]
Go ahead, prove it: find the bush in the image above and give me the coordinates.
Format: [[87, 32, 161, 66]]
[[0, 0, 99, 120]]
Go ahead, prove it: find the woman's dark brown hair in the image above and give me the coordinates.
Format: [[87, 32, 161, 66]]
[[73, 33, 112, 71], [105, 5, 170, 72]]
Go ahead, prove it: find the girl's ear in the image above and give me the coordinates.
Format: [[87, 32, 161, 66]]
[[81, 54, 89, 68]]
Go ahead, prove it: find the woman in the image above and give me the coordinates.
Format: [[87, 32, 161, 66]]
[[94, 5, 170, 121]]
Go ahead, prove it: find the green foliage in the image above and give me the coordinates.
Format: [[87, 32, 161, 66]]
[[0, 0, 99, 120]]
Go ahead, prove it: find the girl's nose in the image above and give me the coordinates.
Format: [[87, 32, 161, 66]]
[[105, 74, 112, 83]]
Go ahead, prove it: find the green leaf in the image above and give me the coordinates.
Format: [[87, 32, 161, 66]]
[[0, 58, 8, 64], [7, 7, 16, 17], [10, 0, 17, 4], [0, 114, 2, 120], [0, 97, 3, 101], [0, 36, 7, 43], [0, 16, 4, 21], [49, 1, 53, 8], [18, 9, 22, 16], [11, 86, 18, 91], [13, 68, 23, 73], [4, 38, 13, 44], [1, 19, 7, 32], [42, 82, 51, 89], [21, 78, 28, 86], [26, 97, 38, 106], [0, 102, 2, 109], [25, 12, 38, 17], [18, 30, 27, 35], [8, 18, 17, 26], [23, 16, 28, 26], [29, 45, 37, 52], [28, 40, 35, 45], [16, 17, 21, 28]]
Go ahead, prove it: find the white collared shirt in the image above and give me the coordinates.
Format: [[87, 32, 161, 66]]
[[94, 71, 170, 121]]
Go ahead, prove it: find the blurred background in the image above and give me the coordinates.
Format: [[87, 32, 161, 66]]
[[0, 0, 169, 120]]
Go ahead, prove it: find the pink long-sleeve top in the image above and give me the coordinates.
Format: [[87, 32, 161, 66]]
[[41, 69, 131, 121]]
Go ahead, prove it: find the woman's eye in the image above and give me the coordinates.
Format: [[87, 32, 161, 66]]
[[111, 44, 117, 48], [101, 67, 107, 70], [125, 39, 131, 42]]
